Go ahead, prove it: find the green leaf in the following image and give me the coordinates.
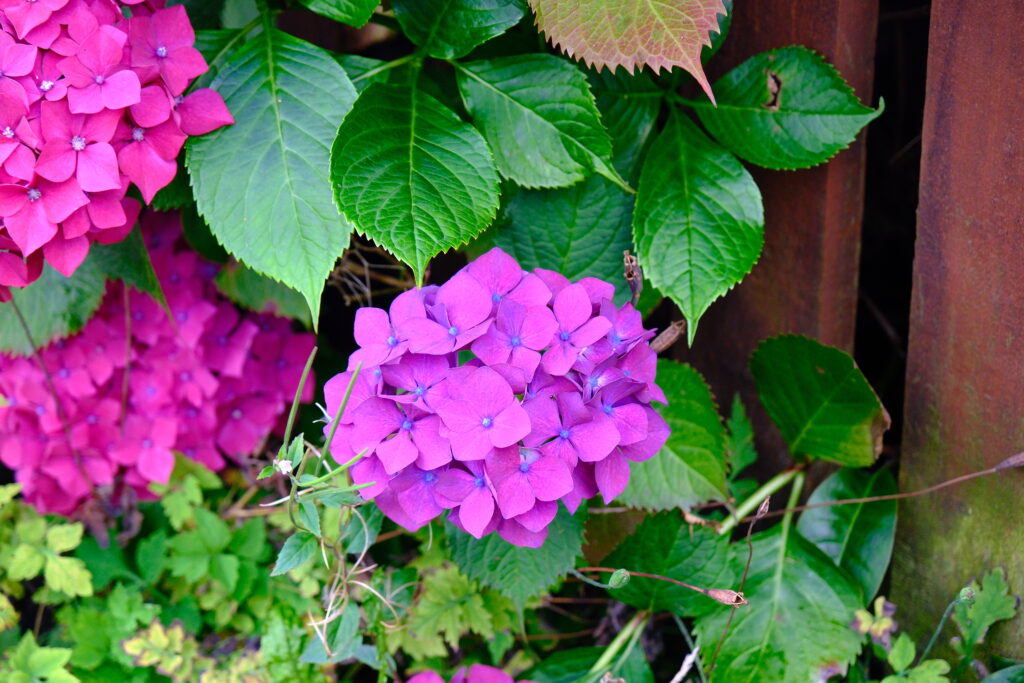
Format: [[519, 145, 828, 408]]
[[588, 67, 662, 179], [694, 525, 863, 683], [0, 260, 106, 355], [343, 504, 383, 555], [298, 0, 378, 26], [528, 0, 725, 101], [75, 532, 138, 590], [603, 513, 737, 616], [884, 660, 952, 683], [44, 555, 93, 597], [5, 633, 75, 680], [181, 205, 228, 263], [983, 664, 1024, 683], [299, 604, 361, 663], [46, 524, 84, 554], [209, 554, 240, 592], [149, 159, 192, 210], [215, 261, 311, 326], [135, 531, 168, 586], [393, 0, 526, 59], [954, 568, 1020, 655], [455, 55, 624, 190], [619, 360, 729, 510], [7, 544, 45, 580], [193, 508, 231, 553], [298, 500, 322, 538], [166, 531, 211, 583], [331, 82, 500, 282], [187, 28, 357, 324], [725, 394, 757, 477], [888, 632, 916, 673], [335, 55, 388, 93], [633, 112, 763, 342], [496, 176, 634, 304], [88, 227, 165, 305], [796, 467, 897, 599], [446, 504, 585, 610], [750, 335, 889, 465], [228, 519, 268, 561], [694, 46, 883, 170], [271, 532, 318, 576], [167, 0, 226, 30], [525, 646, 654, 683]]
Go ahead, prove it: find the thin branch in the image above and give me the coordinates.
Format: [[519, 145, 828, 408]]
[[576, 567, 747, 608]]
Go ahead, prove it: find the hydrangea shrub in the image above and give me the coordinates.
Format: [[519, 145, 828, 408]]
[[408, 664, 537, 683], [323, 248, 669, 548], [0, 211, 313, 515], [0, 0, 233, 302]]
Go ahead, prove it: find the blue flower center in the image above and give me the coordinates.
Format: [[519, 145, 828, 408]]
[[602, 404, 613, 415], [40, 80, 53, 92], [491, 292, 502, 303], [176, 311, 188, 322], [588, 376, 599, 387], [58, 368, 69, 378], [86, 414, 97, 424], [481, 417, 493, 428], [424, 472, 437, 483], [70, 135, 86, 151], [448, 325, 459, 336], [474, 476, 485, 487], [519, 462, 530, 473], [276, 359, 287, 369], [131, 127, 145, 142], [401, 420, 413, 431], [142, 439, 153, 449], [413, 386, 425, 396], [509, 336, 522, 347], [610, 332, 622, 344], [155, 46, 168, 58], [559, 331, 570, 341], [386, 335, 397, 347], [231, 409, 243, 419], [133, 311, 144, 321], [2, 126, 13, 138], [27, 188, 41, 202], [94, 75, 105, 85], [34, 405, 45, 415], [623, 369, 632, 377], [558, 429, 570, 439], [179, 371, 191, 381], [145, 386, 156, 397]]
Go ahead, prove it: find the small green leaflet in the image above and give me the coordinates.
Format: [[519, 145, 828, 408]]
[[603, 514, 737, 616], [393, 0, 527, 59], [525, 645, 654, 683], [187, 28, 357, 325], [694, 46, 883, 169], [796, 467, 897, 600], [497, 176, 634, 304], [529, 0, 725, 101], [88, 226, 165, 306], [953, 568, 1020, 657], [271, 532, 319, 576], [588, 67, 662, 179], [633, 112, 763, 343], [0, 259, 105, 356], [446, 504, 584, 610], [619, 360, 729, 510], [331, 82, 500, 283], [694, 525, 863, 682], [455, 55, 625, 190], [298, 0, 378, 27], [750, 335, 889, 466]]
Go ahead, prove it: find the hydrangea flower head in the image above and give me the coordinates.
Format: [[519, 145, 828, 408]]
[[0, 0, 233, 302], [323, 248, 665, 547], [0, 212, 315, 515]]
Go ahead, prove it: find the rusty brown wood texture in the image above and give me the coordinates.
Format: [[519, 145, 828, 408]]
[[676, 0, 879, 470], [891, 0, 1024, 657]]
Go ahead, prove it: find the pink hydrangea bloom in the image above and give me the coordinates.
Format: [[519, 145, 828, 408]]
[[407, 664, 538, 683], [0, 0, 233, 301], [0, 212, 315, 515], [323, 248, 666, 547]]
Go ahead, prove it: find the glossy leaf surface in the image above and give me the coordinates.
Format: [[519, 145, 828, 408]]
[[751, 335, 889, 465], [298, 0, 378, 26], [393, 0, 526, 59]]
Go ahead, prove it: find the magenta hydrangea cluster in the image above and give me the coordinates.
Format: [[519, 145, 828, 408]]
[[407, 664, 537, 683], [0, 0, 233, 302], [0, 211, 314, 516], [323, 248, 669, 548]]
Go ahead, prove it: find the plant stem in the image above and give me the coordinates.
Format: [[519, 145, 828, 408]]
[[585, 611, 648, 682], [718, 467, 801, 536], [281, 346, 317, 449], [320, 363, 362, 464], [672, 613, 708, 683], [351, 53, 419, 84], [917, 597, 962, 666]]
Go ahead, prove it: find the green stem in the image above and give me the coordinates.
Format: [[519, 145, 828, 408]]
[[781, 471, 805, 530], [297, 449, 369, 488], [917, 597, 962, 667], [585, 612, 648, 681], [351, 53, 419, 84], [321, 363, 362, 464], [666, 91, 713, 109], [718, 467, 801, 536], [281, 346, 317, 449]]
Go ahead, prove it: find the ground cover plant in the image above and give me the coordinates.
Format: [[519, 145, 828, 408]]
[[1, 1, 1021, 682]]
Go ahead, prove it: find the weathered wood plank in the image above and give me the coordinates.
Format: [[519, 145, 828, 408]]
[[677, 0, 879, 472], [891, 0, 1024, 657]]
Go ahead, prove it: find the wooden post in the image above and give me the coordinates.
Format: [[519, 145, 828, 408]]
[[677, 0, 879, 471], [891, 0, 1024, 657]]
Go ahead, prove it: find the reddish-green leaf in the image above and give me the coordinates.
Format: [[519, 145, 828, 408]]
[[528, 0, 726, 102]]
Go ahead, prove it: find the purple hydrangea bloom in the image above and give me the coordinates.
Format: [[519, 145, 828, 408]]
[[321, 247, 668, 547]]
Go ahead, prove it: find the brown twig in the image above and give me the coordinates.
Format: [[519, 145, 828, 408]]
[[623, 250, 643, 307], [576, 567, 747, 608], [736, 455, 1024, 525], [651, 320, 686, 353]]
